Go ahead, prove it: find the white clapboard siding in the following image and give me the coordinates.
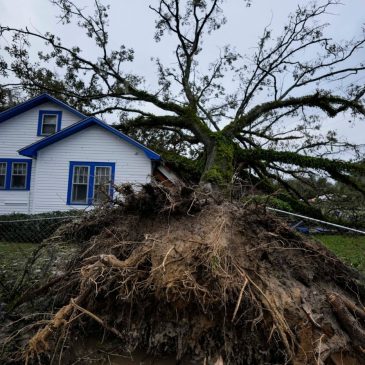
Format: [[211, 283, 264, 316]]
[[0, 102, 82, 214], [0, 102, 82, 158], [31, 125, 152, 213], [0, 191, 30, 214]]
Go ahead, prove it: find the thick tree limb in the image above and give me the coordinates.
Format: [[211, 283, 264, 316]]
[[225, 93, 365, 137], [236, 148, 365, 177]]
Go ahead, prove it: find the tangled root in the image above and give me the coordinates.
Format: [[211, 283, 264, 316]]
[[6, 184, 365, 364]]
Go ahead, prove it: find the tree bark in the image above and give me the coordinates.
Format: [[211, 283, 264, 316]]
[[201, 134, 235, 185]]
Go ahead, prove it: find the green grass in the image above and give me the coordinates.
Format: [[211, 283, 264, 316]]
[[0, 242, 75, 273], [0, 242, 40, 276], [0, 242, 38, 259], [0, 242, 41, 282], [0, 242, 77, 303], [315, 235, 365, 274], [0, 242, 46, 302]]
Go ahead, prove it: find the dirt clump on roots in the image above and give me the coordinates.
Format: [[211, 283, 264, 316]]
[[2, 184, 365, 364]]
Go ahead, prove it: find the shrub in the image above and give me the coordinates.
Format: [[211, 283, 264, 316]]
[[0, 210, 81, 243]]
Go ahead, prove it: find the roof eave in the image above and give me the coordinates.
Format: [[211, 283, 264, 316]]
[[0, 93, 86, 124], [18, 117, 161, 161]]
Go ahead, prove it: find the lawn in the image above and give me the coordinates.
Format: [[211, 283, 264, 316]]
[[315, 234, 365, 274], [0, 241, 77, 303], [0, 242, 39, 263], [0, 241, 75, 274]]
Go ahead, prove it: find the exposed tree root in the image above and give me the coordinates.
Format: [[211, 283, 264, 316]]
[[2, 184, 365, 364], [327, 292, 365, 348]]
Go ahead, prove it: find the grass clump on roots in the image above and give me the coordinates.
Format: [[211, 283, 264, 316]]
[[2, 183, 365, 365]]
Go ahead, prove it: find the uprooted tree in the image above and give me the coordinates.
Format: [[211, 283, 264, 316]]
[[1, 185, 365, 364], [2, 3, 365, 363], [1, 0, 365, 214]]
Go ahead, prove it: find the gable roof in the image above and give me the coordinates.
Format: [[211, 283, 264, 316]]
[[18, 116, 161, 161], [0, 93, 86, 123]]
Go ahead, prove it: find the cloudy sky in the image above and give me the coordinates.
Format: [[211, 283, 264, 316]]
[[1, 0, 365, 148]]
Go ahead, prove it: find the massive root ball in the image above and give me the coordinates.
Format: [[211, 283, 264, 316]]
[[6, 185, 365, 364]]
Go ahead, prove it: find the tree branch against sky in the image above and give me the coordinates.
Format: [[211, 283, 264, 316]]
[[0, 0, 365, 214]]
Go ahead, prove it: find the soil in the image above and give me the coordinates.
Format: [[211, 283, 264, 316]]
[[1, 184, 365, 365]]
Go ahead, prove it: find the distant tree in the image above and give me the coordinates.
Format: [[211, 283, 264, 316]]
[[319, 165, 365, 226], [285, 170, 365, 226], [287, 175, 333, 201], [1, 0, 365, 214], [0, 86, 24, 112], [324, 184, 365, 226]]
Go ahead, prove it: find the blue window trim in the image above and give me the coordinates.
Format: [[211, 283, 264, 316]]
[[37, 110, 62, 136], [0, 158, 32, 191], [67, 161, 115, 206]]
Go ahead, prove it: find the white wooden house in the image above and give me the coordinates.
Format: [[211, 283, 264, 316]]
[[0, 94, 163, 214]]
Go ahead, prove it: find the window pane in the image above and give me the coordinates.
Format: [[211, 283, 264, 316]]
[[72, 184, 88, 203], [95, 167, 111, 185], [41, 115, 57, 135], [43, 115, 57, 125], [94, 166, 112, 203], [11, 163, 27, 189], [42, 124, 56, 135], [73, 166, 89, 184], [0, 162, 6, 189], [11, 175, 26, 189], [12, 163, 26, 175], [0, 163, 6, 175]]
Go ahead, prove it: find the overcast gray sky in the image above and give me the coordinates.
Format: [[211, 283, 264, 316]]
[[1, 0, 365, 148]]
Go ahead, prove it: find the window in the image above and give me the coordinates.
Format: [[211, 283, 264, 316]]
[[41, 115, 57, 135], [71, 166, 89, 204], [37, 110, 62, 136], [0, 159, 32, 190], [67, 162, 115, 205], [0, 162, 6, 189]]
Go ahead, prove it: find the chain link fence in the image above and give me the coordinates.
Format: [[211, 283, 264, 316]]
[[0, 213, 81, 307], [0, 215, 78, 243], [268, 207, 365, 235]]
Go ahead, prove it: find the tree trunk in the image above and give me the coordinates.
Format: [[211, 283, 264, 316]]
[[201, 134, 235, 186]]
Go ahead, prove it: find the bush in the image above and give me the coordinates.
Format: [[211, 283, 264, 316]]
[[0, 210, 81, 243]]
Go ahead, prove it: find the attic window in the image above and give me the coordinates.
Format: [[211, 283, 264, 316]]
[[42, 115, 57, 135], [37, 110, 62, 136]]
